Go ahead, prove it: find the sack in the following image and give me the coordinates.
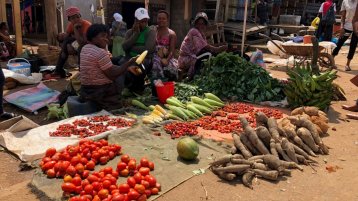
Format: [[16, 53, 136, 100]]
[[321, 4, 336, 25]]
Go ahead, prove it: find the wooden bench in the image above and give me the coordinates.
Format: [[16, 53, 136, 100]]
[[268, 15, 309, 35]]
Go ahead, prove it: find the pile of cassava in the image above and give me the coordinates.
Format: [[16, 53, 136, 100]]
[[210, 106, 330, 189]]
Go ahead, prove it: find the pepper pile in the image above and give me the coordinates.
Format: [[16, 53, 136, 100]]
[[163, 122, 198, 138], [49, 115, 134, 138]]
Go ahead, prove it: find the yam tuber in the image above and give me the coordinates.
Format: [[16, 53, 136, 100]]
[[230, 145, 238, 155], [311, 116, 329, 134], [275, 142, 292, 162], [255, 112, 268, 126], [270, 139, 279, 157], [303, 106, 319, 116], [232, 133, 253, 159], [231, 159, 254, 165], [210, 154, 243, 167], [252, 162, 268, 171], [240, 117, 270, 155], [214, 164, 251, 175], [240, 133, 259, 155], [281, 138, 298, 164], [318, 112, 329, 123], [291, 107, 304, 116], [215, 172, 237, 181], [242, 171, 255, 189], [256, 126, 272, 147], [252, 169, 279, 181], [281, 161, 303, 171], [279, 169, 292, 176], [267, 118, 281, 142], [296, 127, 319, 153], [262, 155, 303, 171]]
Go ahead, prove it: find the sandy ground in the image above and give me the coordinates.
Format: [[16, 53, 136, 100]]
[[0, 48, 358, 201]]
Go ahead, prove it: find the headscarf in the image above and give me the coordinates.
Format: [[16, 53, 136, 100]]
[[113, 13, 123, 22], [65, 6, 80, 18]]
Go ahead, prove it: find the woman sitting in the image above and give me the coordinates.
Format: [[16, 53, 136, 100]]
[[178, 12, 227, 80], [152, 10, 178, 81], [0, 22, 15, 58], [79, 24, 139, 110]]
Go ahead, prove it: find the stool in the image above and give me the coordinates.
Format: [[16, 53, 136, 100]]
[[66, 96, 97, 117]]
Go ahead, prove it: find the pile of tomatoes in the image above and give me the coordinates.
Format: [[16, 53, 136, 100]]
[[49, 115, 134, 138], [40, 139, 121, 178], [163, 122, 198, 139], [63, 155, 160, 201]]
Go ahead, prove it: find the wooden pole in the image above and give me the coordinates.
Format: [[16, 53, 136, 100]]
[[241, 0, 248, 56], [44, 0, 58, 45], [13, 0, 23, 56], [214, 0, 221, 22], [99, 0, 105, 24], [0, 0, 6, 22], [145, 0, 149, 11], [184, 0, 189, 20], [224, 0, 229, 22]]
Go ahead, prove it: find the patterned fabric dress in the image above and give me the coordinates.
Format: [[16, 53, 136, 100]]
[[152, 32, 178, 80]]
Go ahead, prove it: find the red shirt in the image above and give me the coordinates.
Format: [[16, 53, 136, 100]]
[[66, 19, 91, 35]]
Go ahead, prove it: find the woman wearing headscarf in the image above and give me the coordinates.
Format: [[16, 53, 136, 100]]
[[178, 12, 227, 80], [111, 13, 127, 57]]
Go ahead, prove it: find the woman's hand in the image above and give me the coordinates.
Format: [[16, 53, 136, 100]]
[[128, 66, 142, 76], [339, 28, 345, 38]]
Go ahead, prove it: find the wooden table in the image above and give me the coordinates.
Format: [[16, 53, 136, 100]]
[[268, 24, 309, 35]]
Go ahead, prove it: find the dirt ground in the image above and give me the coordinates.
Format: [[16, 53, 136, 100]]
[[0, 48, 358, 201]]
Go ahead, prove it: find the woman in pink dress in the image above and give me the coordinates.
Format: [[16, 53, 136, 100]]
[[152, 10, 178, 80], [178, 12, 227, 80]]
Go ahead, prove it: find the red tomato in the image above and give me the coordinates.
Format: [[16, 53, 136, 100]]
[[127, 190, 140, 200], [46, 169, 56, 178], [102, 180, 112, 189], [75, 185, 83, 194], [41, 161, 56, 172], [148, 162, 155, 171], [60, 152, 71, 161], [134, 184, 146, 194], [116, 162, 127, 172], [103, 167, 113, 175], [140, 158, 149, 168], [111, 170, 119, 179], [92, 151, 100, 160], [87, 175, 99, 183], [80, 157, 88, 165], [133, 172, 143, 184], [127, 177, 136, 188], [119, 169, 129, 177], [42, 157, 52, 163], [75, 163, 85, 175], [98, 189, 109, 200], [84, 184, 94, 194], [127, 160, 136, 170], [78, 195, 89, 201], [141, 180, 150, 189], [155, 183, 161, 191], [144, 189, 151, 197], [85, 160, 95, 171], [112, 194, 125, 201], [81, 179, 90, 188], [151, 187, 159, 195], [81, 170, 90, 179], [72, 176, 82, 186], [66, 165, 77, 177], [92, 181, 102, 192], [70, 156, 81, 166], [109, 184, 117, 193], [51, 153, 61, 162], [99, 156, 109, 165], [92, 195, 101, 201], [120, 154, 130, 164], [63, 175, 73, 183], [139, 167, 150, 176], [144, 175, 157, 187], [108, 151, 115, 160], [61, 182, 76, 193], [45, 147, 57, 157], [99, 139, 108, 146], [137, 194, 147, 201], [118, 183, 130, 194], [68, 146, 80, 157], [59, 161, 71, 172]]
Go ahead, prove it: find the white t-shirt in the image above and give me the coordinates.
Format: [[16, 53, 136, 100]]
[[318, 3, 337, 13], [341, 0, 358, 31]]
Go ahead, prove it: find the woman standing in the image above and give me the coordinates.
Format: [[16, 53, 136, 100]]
[[332, 0, 357, 71], [152, 10, 178, 81], [111, 13, 127, 57], [178, 12, 227, 80], [315, 0, 336, 41]]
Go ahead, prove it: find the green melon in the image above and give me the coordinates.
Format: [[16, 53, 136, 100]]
[[177, 137, 199, 160]]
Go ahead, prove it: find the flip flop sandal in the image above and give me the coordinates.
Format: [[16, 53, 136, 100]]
[[346, 114, 358, 120], [0, 112, 17, 121], [345, 66, 351, 71]]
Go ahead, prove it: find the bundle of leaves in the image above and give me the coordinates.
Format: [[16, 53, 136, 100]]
[[193, 52, 285, 102], [174, 83, 203, 102]]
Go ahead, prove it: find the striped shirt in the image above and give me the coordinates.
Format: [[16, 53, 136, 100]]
[[80, 44, 113, 86]]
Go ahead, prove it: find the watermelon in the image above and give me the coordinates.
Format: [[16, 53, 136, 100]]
[[177, 137, 199, 160]]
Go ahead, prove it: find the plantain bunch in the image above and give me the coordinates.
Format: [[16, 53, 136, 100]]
[[284, 63, 337, 110]]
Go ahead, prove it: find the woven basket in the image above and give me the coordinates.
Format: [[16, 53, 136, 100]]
[[37, 45, 61, 65], [282, 44, 324, 57]]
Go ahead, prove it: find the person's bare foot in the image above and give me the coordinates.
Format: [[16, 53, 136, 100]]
[[342, 104, 358, 112], [346, 114, 358, 120]]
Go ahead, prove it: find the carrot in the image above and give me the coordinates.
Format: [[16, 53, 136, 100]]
[[240, 133, 259, 155], [214, 164, 251, 174], [296, 127, 319, 153], [242, 171, 255, 189], [252, 162, 268, 171], [232, 133, 252, 159], [256, 126, 272, 148], [255, 112, 268, 126], [267, 118, 281, 142], [275, 142, 292, 162], [270, 139, 279, 157], [281, 138, 298, 164], [239, 117, 270, 155], [252, 169, 279, 181]]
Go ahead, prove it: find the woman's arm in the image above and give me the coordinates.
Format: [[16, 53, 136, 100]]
[[168, 29, 177, 60], [103, 57, 136, 80]]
